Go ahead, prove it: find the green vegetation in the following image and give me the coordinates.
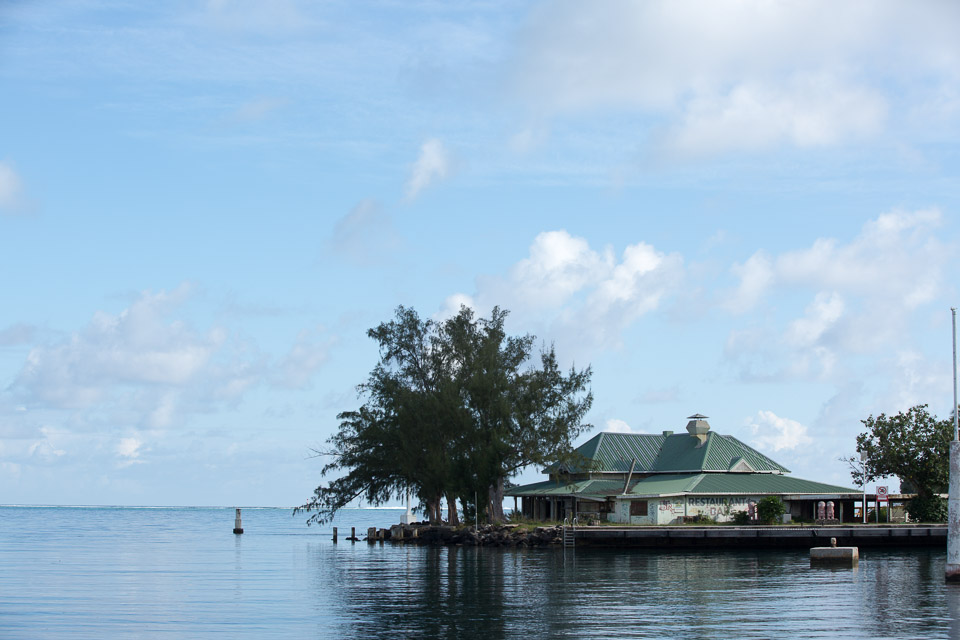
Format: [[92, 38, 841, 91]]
[[849, 404, 950, 523], [296, 305, 593, 526], [731, 510, 751, 525], [756, 496, 785, 524]]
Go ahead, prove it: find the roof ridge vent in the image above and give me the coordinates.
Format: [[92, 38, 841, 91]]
[[685, 413, 710, 447]]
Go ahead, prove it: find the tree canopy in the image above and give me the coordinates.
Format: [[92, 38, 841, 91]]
[[852, 404, 952, 522], [295, 305, 593, 525]]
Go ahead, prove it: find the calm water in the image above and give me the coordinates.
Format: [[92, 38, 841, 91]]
[[0, 506, 956, 639]]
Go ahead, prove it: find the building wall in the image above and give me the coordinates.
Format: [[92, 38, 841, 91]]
[[612, 495, 766, 524]]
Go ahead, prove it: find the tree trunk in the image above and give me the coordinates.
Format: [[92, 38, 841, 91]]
[[487, 478, 505, 523], [446, 493, 459, 526], [427, 497, 440, 524]]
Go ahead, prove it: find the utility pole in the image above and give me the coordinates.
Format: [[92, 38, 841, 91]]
[[947, 308, 960, 582]]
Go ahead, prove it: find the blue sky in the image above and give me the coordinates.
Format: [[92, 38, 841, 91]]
[[2, 0, 959, 507]]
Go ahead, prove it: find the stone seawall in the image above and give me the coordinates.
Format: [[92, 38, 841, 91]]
[[370, 523, 946, 549]]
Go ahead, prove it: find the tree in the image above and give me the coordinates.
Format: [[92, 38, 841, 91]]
[[756, 496, 785, 525], [295, 305, 593, 526], [854, 404, 952, 522]]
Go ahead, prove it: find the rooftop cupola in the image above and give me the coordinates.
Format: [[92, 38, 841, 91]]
[[685, 413, 710, 447]]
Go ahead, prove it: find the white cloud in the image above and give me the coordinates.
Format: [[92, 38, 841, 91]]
[[785, 292, 845, 348], [511, 1, 960, 155], [115, 437, 147, 467], [6, 285, 264, 431], [28, 428, 67, 461], [746, 410, 813, 453], [450, 229, 683, 356], [0, 161, 26, 213], [116, 437, 142, 458], [662, 75, 887, 157], [13, 285, 216, 409], [435, 293, 476, 321], [510, 230, 609, 308], [723, 209, 948, 382], [725, 251, 774, 313], [603, 418, 644, 433], [727, 209, 943, 313], [405, 138, 452, 200], [604, 418, 634, 433]]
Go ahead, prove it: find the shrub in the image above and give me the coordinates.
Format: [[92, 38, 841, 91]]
[[731, 510, 751, 525], [907, 496, 947, 522], [756, 496, 786, 525]]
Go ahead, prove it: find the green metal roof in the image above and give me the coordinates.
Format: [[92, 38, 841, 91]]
[[549, 430, 789, 475], [508, 478, 629, 499], [687, 473, 857, 495], [507, 472, 858, 498]]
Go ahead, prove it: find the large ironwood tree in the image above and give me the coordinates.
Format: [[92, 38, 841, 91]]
[[296, 305, 592, 525]]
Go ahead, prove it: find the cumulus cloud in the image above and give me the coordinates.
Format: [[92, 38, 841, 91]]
[[5, 284, 266, 433], [604, 418, 634, 433], [725, 251, 774, 313], [448, 229, 683, 356], [510, 1, 960, 155], [116, 437, 147, 467], [727, 209, 944, 314], [723, 209, 947, 382], [405, 138, 452, 200], [746, 410, 813, 453], [12, 285, 217, 409], [661, 75, 886, 157]]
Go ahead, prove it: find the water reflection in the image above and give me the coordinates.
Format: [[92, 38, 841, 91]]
[[312, 546, 955, 639]]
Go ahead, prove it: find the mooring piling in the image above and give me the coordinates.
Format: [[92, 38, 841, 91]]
[[332, 527, 338, 543], [233, 508, 243, 535]]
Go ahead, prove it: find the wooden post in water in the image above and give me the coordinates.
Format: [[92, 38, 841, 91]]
[[333, 527, 338, 543], [351, 526, 356, 542], [233, 508, 243, 534]]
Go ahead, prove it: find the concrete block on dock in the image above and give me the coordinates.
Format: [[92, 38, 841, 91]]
[[811, 538, 858, 566]]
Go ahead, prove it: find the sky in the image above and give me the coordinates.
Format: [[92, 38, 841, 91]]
[[1, 0, 959, 507]]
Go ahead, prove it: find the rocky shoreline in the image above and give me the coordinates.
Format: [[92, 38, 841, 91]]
[[365, 523, 565, 547]]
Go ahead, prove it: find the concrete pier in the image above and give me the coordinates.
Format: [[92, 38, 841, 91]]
[[527, 524, 944, 549], [811, 538, 858, 566], [233, 508, 243, 534]]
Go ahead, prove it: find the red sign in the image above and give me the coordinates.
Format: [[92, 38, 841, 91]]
[[877, 486, 888, 502]]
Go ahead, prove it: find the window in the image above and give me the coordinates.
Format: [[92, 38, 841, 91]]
[[630, 500, 649, 517]]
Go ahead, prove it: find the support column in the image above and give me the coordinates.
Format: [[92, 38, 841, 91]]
[[948, 441, 960, 582], [948, 307, 959, 582]]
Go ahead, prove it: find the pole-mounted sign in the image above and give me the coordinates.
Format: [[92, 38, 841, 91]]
[[877, 486, 888, 502]]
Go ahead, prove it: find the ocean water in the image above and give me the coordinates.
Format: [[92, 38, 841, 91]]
[[0, 506, 956, 639]]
